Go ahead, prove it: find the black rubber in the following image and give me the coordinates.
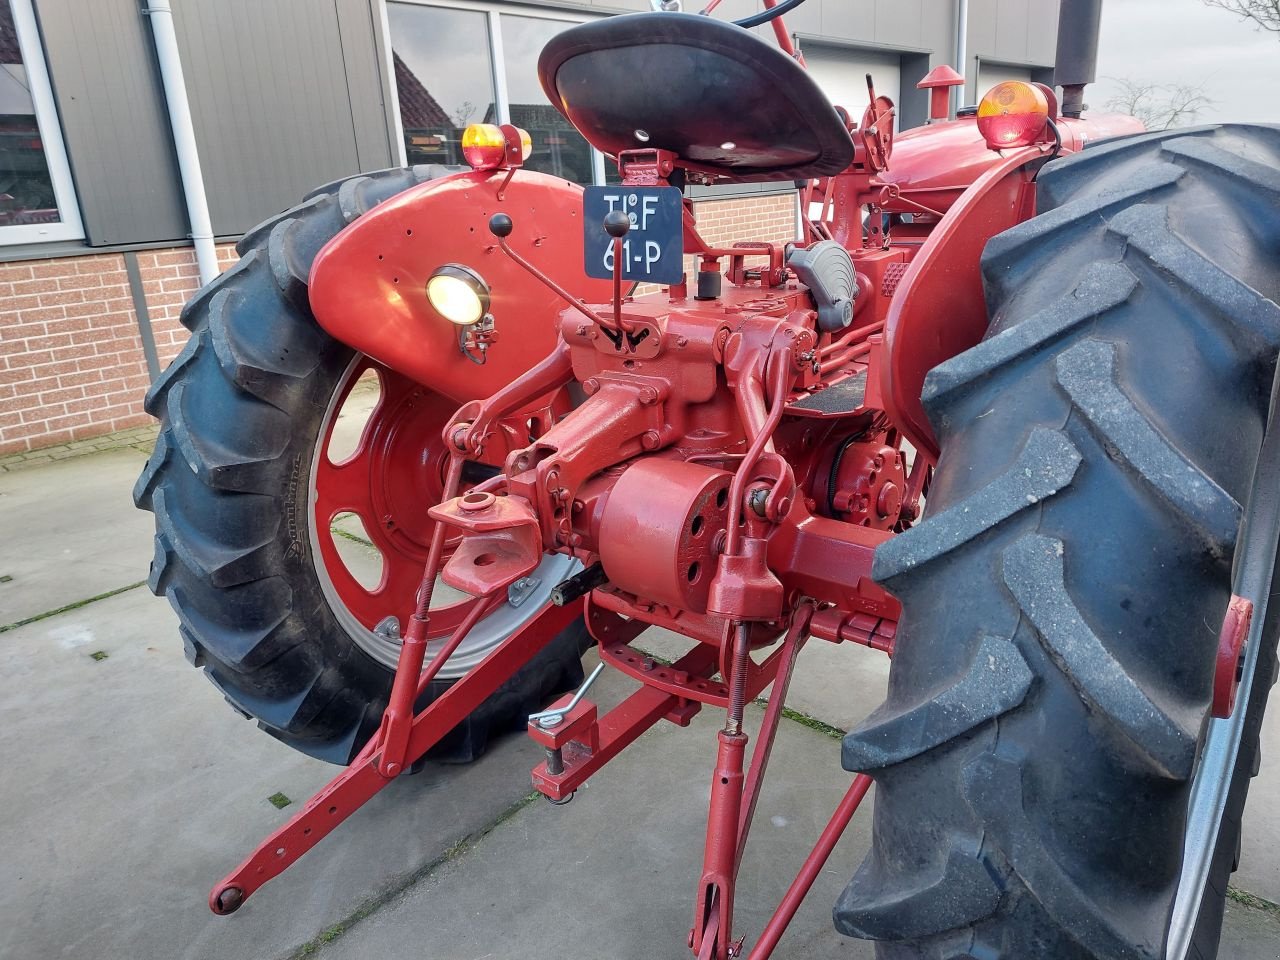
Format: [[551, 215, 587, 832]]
[[835, 125, 1280, 958], [134, 165, 590, 765]]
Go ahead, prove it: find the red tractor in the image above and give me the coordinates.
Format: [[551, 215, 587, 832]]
[[134, 1, 1280, 957]]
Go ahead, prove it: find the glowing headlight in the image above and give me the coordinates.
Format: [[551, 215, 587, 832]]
[[426, 264, 490, 326]]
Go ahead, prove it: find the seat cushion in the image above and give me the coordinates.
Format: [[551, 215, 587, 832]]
[[538, 12, 854, 182]]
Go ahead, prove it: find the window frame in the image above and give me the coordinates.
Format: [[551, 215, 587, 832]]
[[380, 0, 610, 185], [0, 0, 83, 245]]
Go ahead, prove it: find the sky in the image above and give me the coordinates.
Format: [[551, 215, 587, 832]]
[[1091, 0, 1280, 123]]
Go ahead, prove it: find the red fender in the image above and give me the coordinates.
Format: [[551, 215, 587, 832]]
[[878, 147, 1049, 459], [309, 169, 611, 404]]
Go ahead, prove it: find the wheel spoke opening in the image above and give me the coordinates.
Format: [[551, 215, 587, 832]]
[[330, 512, 384, 591], [326, 365, 382, 465]]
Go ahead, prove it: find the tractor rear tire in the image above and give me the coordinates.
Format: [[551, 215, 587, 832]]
[[134, 165, 590, 765], [835, 125, 1280, 958]]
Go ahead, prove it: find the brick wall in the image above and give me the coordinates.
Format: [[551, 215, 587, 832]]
[[0, 243, 238, 455], [635, 192, 799, 295], [692, 193, 798, 251]]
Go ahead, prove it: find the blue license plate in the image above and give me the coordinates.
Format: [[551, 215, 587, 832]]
[[582, 185, 684, 285]]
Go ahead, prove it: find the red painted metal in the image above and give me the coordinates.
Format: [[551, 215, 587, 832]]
[[529, 644, 711, 802], [918, 64, 964, 121], [313, 357, 501, 642], [1214, 594, 1254, 717], [746, 775, 874, 960], [309, 169, 611, 405], [878, 146, 1047, 458], [208, 597, 582, 913]]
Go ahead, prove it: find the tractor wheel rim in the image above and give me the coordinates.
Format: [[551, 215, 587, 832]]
[[1169, 482, 1280, 957], [308, 354, 573, 679]]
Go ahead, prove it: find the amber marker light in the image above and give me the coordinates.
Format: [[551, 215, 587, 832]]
[[976, 81, 1051, 149], [461, 123, 507, 170]]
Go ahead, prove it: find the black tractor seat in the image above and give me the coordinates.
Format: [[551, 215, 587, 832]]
[[538, 12, 854, 182]]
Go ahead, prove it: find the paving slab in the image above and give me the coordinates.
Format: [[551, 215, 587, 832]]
[[0, 587, 564, 960], [314, 696, 874, 960], [0, 447, 154, 625], [310, 691, 1280, 960]]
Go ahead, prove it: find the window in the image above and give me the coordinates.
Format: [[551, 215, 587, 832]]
[[387, 4, 496, 167], [0, 0, 81, 243], [498, 14, 594, 184], [386, 2, 605, 186]]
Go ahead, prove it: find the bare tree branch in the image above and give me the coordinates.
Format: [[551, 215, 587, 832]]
[[1104, 77, 1214, 130], [1202, 0, 1280, 32]]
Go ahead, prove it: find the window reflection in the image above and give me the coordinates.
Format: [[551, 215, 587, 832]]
[[388, 3, 495, 167], [499, 15, 594, 185], [0, 0, 57, 225]]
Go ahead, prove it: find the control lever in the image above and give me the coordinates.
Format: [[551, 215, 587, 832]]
[[603, 209, 631, 338], [529, 661, 606, 728], [487, 213, 616, 332]]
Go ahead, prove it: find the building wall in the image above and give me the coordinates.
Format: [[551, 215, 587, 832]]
[[0, 244, 237, 455]]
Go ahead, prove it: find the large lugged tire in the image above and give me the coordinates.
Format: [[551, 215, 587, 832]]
[[835, 125, 1280, 957], [134, 165, 589, 764]]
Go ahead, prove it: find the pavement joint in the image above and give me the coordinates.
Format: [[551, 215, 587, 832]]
[[0, 578, 147, 633], [287, 791, 541, 959], [0, 424, 158, 471], [1229, 885, 1280, 919]]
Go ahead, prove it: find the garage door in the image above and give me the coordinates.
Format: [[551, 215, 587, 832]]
[[975, 62, 1034, 103], [803, 46, 902, 128]]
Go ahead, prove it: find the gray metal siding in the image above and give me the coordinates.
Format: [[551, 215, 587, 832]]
[[171, 0, 395, 237], [33, 0, 187, 246]]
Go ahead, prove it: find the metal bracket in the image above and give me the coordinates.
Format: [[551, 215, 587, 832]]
[[507, 576, 542, 608]]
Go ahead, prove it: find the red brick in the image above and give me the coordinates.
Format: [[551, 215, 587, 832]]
[[0, 366, 34, 385], [11, 277, 60, 296], [7, 349, 55, 370], [15, 305, 67, 323], [56, 369, 103, 387], [38, 384, 86, 404], [5, 294, 42, 312], [30, 261, 77, 279], [38, 412, 94, 432], [44, 317, 92, 336], [153, 250, 195, 266], [38, 289, 87, 307], [64, 301, 110, 320]]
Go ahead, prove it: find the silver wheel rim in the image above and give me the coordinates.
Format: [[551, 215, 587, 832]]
[[1168, 423, 1280, 958], [308, 354, 576, 680]]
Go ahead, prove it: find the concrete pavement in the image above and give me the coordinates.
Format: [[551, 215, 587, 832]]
[[1, 441, 1278, 960]]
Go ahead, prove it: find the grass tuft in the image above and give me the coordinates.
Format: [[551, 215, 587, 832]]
[[268, 792, 292, 810], [1227, 885, 1280, 918], [0, 580, 147, 634], [89, 650, 109, 662]]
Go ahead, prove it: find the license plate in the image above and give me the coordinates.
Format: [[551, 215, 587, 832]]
[[582, 185, 684, 285]]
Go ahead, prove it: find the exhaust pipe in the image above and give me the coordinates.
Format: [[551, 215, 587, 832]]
[[1055, 0, 1103, 118]]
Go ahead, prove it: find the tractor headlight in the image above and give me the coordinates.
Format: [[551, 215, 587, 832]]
[[426, 264, 491, 326]]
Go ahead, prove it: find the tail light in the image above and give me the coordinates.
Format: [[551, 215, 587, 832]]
[[461, 123, 533, 171], [976, 81, 1050, 149]]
